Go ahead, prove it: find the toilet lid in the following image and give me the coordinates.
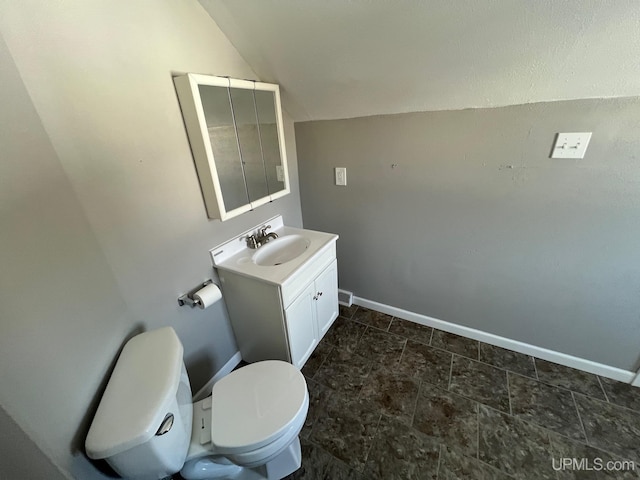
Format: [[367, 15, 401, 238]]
[[211, 360, 308, 454]]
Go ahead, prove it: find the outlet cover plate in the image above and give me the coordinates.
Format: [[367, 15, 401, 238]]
[[551, 132, 592, 159], [335, 167, 347, 186]]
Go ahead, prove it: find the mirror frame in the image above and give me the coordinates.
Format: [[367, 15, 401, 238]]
[[174, 73, 290, 221]]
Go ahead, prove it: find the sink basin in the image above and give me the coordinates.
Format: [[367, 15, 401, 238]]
[[252, 234, 310, 266]]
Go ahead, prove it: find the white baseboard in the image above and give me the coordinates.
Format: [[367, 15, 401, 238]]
[[353, 296, 636, 384], [192, 350, 243, 402]]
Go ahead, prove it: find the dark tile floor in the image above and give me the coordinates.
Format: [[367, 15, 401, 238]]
[[288, 305, 640, 479]]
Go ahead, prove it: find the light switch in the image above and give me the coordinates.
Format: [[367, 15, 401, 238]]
[[551, 132, 592, 159], [335, 167, 347, 186]]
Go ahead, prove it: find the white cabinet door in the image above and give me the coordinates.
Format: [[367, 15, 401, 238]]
[[285, 283, 318, 368], [314, 261, 339, 339]]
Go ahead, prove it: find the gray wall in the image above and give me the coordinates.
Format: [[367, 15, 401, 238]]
[[0, 406, 67, 480], [0, 2, 301, 478], [296, 97, 640, 371]]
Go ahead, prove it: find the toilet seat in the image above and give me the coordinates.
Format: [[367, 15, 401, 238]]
[[224, 412, 306, 468], [210, 360, 308, 455]]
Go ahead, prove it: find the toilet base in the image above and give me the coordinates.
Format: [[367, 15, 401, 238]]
[[180, 437, 302, 480]]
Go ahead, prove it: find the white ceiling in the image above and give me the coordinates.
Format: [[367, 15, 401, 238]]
[[198, 0, 640, 122]]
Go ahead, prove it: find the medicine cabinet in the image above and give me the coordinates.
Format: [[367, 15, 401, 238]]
[[174, 74, 290, 221]]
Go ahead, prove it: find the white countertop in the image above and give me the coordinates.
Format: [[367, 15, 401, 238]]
[[210, 216, 338, 285]]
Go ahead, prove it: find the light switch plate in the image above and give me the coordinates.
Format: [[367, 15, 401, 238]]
[[335, 167, 347, 186], [551, 132, 592, 159]]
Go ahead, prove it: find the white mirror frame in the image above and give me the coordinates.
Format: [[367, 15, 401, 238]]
[[174, 73, 290, 221]]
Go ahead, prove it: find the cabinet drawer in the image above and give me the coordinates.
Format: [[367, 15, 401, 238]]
[[281, 242, 336, 308]]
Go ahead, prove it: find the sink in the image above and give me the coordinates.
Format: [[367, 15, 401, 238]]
[[252, 234, 310, 266]]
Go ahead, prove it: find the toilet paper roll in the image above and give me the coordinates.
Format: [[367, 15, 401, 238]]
[[193, 283, 222, 309]]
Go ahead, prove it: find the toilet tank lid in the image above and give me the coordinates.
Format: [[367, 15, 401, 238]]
[[85, 327, 184, 459]]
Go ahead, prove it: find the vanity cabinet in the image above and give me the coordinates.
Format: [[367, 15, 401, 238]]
[[285, 261, 338, 366], [217, 245, 338, 369]]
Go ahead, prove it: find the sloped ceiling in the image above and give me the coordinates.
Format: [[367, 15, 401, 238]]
[[198, 0, 640, 121]]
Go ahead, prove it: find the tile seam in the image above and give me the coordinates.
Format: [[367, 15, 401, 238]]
[[532, 356, 540, 381], [476, 403, 480, 461], [360, 411, 384, 474], [596, 375, 610, 403], [435, 443, 443, 479], [571, 391, 589, 444], [506, 371, 513, 417]]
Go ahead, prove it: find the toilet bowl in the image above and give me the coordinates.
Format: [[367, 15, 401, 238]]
[[85, 327, 308, 480], [181, 360, 308, 479]]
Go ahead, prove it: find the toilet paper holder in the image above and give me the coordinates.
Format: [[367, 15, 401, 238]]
[[178, 279, 214, 308]]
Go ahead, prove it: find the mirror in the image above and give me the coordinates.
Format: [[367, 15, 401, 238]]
[[197, 83, 248, 212], [174, 74, 290, 221], [254, 89, 286, 196], [229, 87, 269, 203]]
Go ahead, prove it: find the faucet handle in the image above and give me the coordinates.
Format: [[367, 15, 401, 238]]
[[245, 235, 259, 249], [259, 225, 272, 235]]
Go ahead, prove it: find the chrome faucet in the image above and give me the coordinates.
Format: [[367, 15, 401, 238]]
[[245, 234, 260, 249], [258, 225, 279, 243], [245, 225, 279, 249]]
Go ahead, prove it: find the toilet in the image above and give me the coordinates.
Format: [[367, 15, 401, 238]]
[[85, 327, 308, 480]]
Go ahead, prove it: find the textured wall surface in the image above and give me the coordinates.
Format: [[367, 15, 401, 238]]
[[0, 1, 302, 477], [201, 0, 640, 121], [296, 97, 640, 371]]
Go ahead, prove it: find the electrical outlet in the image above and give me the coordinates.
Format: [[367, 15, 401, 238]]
[[276, 165, 284, 182], [335, 167, 347, 186]]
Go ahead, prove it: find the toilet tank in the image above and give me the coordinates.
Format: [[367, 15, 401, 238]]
[[85, 327, 193, 479]]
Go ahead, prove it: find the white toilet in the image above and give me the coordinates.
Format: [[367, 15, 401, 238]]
[[85, 327, 309, 480]]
